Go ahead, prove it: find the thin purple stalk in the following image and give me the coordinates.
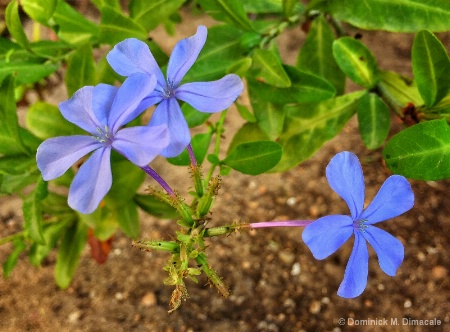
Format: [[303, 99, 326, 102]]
[[141, 165, 176, 197], [250, 220, 314, 228], [187, 144, 197, 166]]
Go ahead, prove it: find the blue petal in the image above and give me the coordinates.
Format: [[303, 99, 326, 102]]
[[167, 26, 207, 87], [302, 215, 353, 259], [59, 86, 103, 135], [68, 147, 112, 214], [176, 74, 244, 113], [337, 232, 369, 298], [108, 73, 157, 132], [113, 125, 169, 166], [92, 84, 118, 125], [36, 136, 102, 180], [362, 226, 404, 276], [360, 175, 414, 224], [106, 38, 166, 88], [148, 98, 190, 158], [326, 151, 365, 220]]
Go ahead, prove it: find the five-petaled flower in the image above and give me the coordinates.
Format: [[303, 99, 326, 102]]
[[36, 73, 169, 214], [107, 25, 244, 157], [302, 151, 414, 298]]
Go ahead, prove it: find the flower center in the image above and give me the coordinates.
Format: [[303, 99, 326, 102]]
[[353, 219, 369, 232], [162, 80, 176, 99], [93, 126, 113, 145]]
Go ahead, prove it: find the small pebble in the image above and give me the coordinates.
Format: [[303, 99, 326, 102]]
[[279, 251, 295, 265], [431, 266, 447, 280], [286, 197, 297, 206], [68, 311, 81, 323], [141, 292, 157, 307], [404, 299, 412, 308], [291, 262, 301, 276], [309, 300, 321, 314]]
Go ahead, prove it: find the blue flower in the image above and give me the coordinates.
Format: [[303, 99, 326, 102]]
[[106, 26, 244, 157], [302, 151, 414, 298], [36, 73, 169, 214]]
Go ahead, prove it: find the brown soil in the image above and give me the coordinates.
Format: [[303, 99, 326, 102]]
[[1, 9, 449, 332]]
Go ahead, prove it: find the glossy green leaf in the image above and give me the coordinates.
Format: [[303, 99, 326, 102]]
[[228, 122, 270, 153], [29, 217, 73, 266], [273, 91, 367, 172], [129, 0, 185, 32], [377, 71, 424, 110], [0, 60, 58, 85], [52, 0, 99, 44], [248, 66, 335, 104], [5, 0, 31, 50], [181, 103, 212, 127], [333, 37, 379, 89], [383, 119, 450, 180], [0, 154, 37, 176], [183, 25, 244, 82], [65, 43, 96, 96], [167, 133, 212, 166], [91, 0, 121, 11], [223, 141, 282, 175], [21, 0, 57, 26], [249, 49, 291, 87], [134, 194, 179, 219], [236, 102, 256, 123], [23, 177, 48, 244], [297, 15, 345, 94], [412, 30, 450, 108], [29, 40, 72, 60], [55, 220, 87, 288], [282, 0, 297, 16], [3, 239, 26, 278], [26, 102, 84, 140], [99, 6, 147, 45], [197, 0, 253, 31], [0, 75, 29, 155], [325, 0, 450, 33], [357, 93, 390, 149]]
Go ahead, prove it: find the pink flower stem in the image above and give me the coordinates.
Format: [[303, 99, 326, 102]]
[[141, 165, 176, 197], [187, 144, 197, 166]]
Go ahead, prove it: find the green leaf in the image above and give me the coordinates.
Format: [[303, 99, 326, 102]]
[[282, 0, 297, 16], [181, 103, 212, 127], [332, 37, 379, 89], [197, 0, 253, 31], [183, 25, 244, 82], [325, 0, 450, 33], [23, 177, 48, 244], [236, 102, 256, 123], [0, 75, 29, 155], [383, 118, 450, 180], [167, 133, 212, 166], [29, 217, 73, 266], [228, 122, 270, 153], [5, 0, 31, 50], [65, 43, 96, 96], [3, 239, 26, 278], [249, 49, 291, 87], [223, 141, 282, 175], [357, 93, 390, 149], [0, 60, 58, 85], [377, 70, 424, 109], [134, 194, 179, 219], [99, 6, 147, 45], [30, 40, 72, 60], [91, 0, 121, 11], [21, 0, 57, 26], [107, 159, 145, 204], [52, 0, 99, 44], [297, 15, 345, 94], [26, 102, 84, 140], [412, 30, 450, 108], [0, 154, 37, 175], [248, 65, 336, 104], [273, 91, 367, 172], [129, 0, 185, 32], [55, 220, 87, 288], [116, 201, 139, 238]]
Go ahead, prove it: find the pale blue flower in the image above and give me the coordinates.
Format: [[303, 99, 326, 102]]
[[37, 73, 169, 214], [302, 151, 414, 298], [106, 26, 244, 157]]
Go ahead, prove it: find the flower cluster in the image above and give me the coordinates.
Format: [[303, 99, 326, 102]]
[[37, 26, 244, 213]]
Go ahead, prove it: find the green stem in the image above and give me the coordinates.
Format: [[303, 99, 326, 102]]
[[0, 231, 26, 246], [205, 110, 227, 185]]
